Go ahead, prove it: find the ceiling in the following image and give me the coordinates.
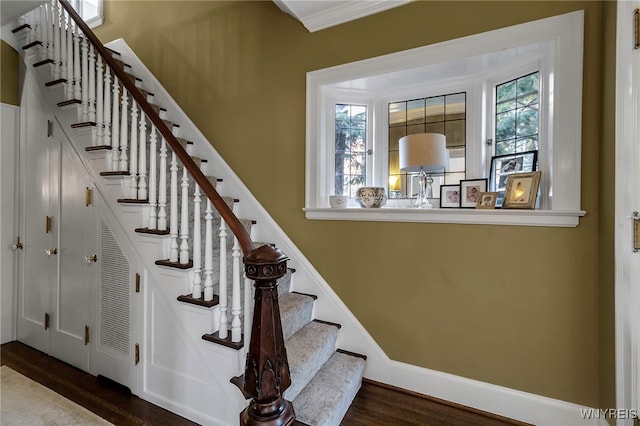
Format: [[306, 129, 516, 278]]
[[1, 1, 45, 26], [0, 1, 408, 33], [273, 0, 410, 32]]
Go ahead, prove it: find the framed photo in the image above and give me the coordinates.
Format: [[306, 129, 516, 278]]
[[476, 192, 498, 209], [439, 184, 461, 208], [502, 171, 542, 209], [490, 150, 538, 192], [460, 178, 488, 208]]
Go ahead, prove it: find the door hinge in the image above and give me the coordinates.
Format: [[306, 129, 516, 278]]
[[45, 215, 52, 233], [135, 273, 141, 293], [634, 9, 639, 49], [633, 212, 640, 252], [12, 237, 23, 250], [44, 312, 50, 330], [84, 325, 90, 345], [47, 119, 53, 137], [135, 343, 140, 365], [85, 187, 93, 206]]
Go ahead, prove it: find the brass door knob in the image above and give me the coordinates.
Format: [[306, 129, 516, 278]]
[[45, 248, 58, 256], [85, 254, 97, 263]]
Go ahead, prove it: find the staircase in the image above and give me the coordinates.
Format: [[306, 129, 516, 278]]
[[10, 2, 366, 425]]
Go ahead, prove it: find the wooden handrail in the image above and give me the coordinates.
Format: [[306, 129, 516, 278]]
[[52, 5, 295, 424], [58, 0, 253, 256]]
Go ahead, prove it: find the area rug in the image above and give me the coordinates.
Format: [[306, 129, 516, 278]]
[[0, 365, 113, 425]]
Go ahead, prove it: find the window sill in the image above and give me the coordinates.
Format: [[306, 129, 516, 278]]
[[303, 207, 586, 227]]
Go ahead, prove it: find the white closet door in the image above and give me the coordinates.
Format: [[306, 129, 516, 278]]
[[49, 124, 95, 372], [17, 80, 57, 354]]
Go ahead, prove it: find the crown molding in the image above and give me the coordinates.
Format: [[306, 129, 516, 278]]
[[274, 0, 410, 32]]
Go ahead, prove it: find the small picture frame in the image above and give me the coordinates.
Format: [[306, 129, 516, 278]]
[[459, 178, 488, 208], [502, 171, 542, 209], [439, 184, 461, 208], [476, 192, 498, 209], [490, 150, 538, 192]]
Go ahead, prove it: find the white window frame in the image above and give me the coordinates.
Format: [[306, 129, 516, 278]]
[[305, 11, 585, 227], [70, 0, 103, 28], [330, 97, 375, 194]]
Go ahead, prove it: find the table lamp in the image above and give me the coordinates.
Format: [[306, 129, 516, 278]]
[[399, 133, 448, 208]]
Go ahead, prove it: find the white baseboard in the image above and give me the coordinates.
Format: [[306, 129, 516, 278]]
[[371, 359, 609, 426]]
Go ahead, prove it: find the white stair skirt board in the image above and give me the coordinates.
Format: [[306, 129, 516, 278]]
[[101, 38, 606, 426]]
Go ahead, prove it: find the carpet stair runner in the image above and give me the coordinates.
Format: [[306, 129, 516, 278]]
[[13, 17, 366, 426]]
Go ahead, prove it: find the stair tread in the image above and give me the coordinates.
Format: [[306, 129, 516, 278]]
[[280, 293, 315, 341], [292, 351, 366, 426], [284, 321, 338, 402]]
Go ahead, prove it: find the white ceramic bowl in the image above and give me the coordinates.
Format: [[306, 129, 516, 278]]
[[329, 195, 348, 208], [355, 187, 387, 208]]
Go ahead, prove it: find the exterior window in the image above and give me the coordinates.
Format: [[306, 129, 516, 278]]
[[69, 0, 103, 28], [388, 93, 466, 198], [495, 72, 539, 155], [335, 104, 367, 197]]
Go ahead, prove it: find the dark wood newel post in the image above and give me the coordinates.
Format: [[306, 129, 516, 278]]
[[240, 245, 295, 426]]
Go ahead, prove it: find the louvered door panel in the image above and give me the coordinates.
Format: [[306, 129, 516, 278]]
[[99, 218, 131, 356]]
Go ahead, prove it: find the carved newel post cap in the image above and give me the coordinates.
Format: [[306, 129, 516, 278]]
[[244, 244, 288, 281]]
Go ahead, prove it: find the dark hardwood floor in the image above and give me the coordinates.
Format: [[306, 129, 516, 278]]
[[1, 341, 528, 426]]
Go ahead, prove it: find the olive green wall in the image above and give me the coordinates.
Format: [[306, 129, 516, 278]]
[[1, 40, 20, 106], [95, 0, 615, 408]]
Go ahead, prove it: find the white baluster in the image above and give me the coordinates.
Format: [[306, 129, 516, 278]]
[[192, 185, 202, 299], [95, 56, 104, 146], [27, 8, 36, 47], [110, 78, 120, 171], [37, 7, 44, 49], [138, 114, 147, 200], [179, 167, 189, 264], [80, 35, 88, 121], [218, 219, 228, 338], [231, 236, 242, 342], [28, 8, 36, 48], [119, 90, 129, 172], [64, 12, 73, 99], [128, 101, 138, 194], [61, 11, 67, 74], [148, 126, 158, 228], [59, 10, 67, 84], [73, 24, 80, 100], [46, 2, 54, 61], [157, 137, 168, 230], [35, 6, 43, 59], [169, 151, 179, 262], [39, 5, 47, 61], [103, 66, 111, 147], [53, 1, 60, 80], [88, 44, 96, 122], [204, 200, 214, 301]]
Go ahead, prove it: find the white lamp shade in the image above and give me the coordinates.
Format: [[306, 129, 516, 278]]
[[399, 133, 448, 173]]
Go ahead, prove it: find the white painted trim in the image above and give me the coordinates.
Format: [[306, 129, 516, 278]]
[[378, 360, 609, 426], [306, 11, 584, 226], [304, 207, 585, 227], [615, 1, 640, 424], [274, 0, 410, 32], [0, 103, 19, 344]]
